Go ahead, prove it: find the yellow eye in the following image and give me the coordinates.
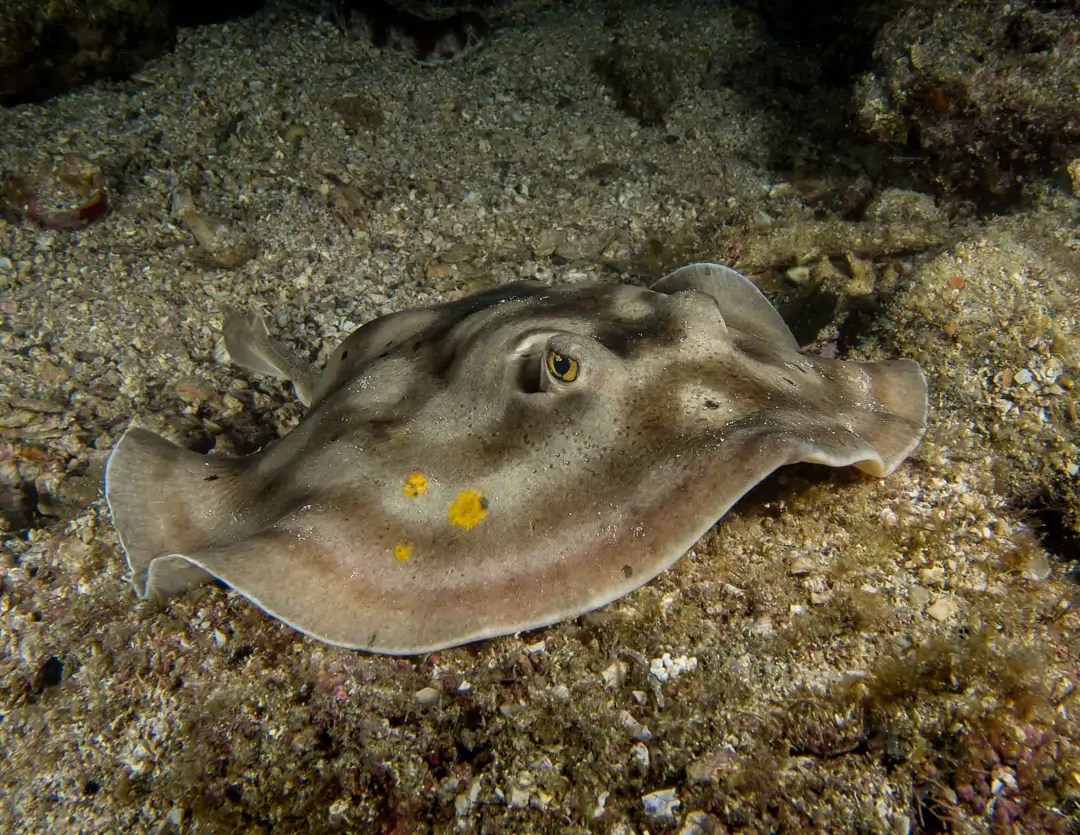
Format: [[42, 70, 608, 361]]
[[546, 350, 579, 382]]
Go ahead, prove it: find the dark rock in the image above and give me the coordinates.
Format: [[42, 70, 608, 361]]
[[0, 0, 174, 106], [0, 0, 271, 106]]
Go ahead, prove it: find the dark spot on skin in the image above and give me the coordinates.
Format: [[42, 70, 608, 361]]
[[83, 780, 100, 796], [593, 305, 679, 358], [622, 564, 633, 578], [480, 496, 490, 509], [341, 350, 349, 360], [704, 399, 720, 409], [204, 474, 220, 482]]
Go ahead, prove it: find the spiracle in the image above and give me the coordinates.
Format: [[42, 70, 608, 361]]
[[338, 0, 488, 65]]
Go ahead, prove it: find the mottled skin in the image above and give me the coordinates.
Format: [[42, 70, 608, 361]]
[[105, 264, 927, 654]]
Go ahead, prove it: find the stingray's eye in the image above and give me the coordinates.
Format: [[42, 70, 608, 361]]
[[546, 350, 579, 382]]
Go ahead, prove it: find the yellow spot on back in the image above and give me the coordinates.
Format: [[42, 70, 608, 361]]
[[394, 543, 413, 562], [403, 472, 429, 498], [447, 489, 488, 530]]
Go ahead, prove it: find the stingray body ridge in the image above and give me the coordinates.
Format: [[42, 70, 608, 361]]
[[105, 263, 928, 654]]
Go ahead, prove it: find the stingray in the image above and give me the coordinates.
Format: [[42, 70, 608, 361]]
[[105, 263, 927, 654]]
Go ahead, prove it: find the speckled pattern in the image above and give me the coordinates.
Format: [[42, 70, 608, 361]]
[[1, 0, 1079, 832]]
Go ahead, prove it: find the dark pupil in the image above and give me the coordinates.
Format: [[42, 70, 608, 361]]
[[552, 354, 573, 377]]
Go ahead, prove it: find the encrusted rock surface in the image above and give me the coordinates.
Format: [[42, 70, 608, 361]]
[[0, 0, 174, 106], [854, 0, 1080, 203]]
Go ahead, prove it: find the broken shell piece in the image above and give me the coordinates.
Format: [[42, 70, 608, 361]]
[[925, 596, 957, 622], [327, 178, 371, 230], [10, 155, 109, 231], [171, 188, 257, 269], [641, 787, 680, 824], [1023, 551, 1052, 582]]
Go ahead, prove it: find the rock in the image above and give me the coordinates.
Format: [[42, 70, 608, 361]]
[[648, 652, 698, 683], [686, 748, 738, 784], [678, 811, 717, 835], [785, 265, 810, 285], [641, 787, 680, 824], [926, 596, 957, 622], [854, 0, 1080, 202], [909, 586, 932, 609], [1068, 159, 1080, 197], [864, 189, 943, 227], [629, 741, 650, 773], [617, 709, 652, 742], [414, 686, 441, 706], [601, 660, 629, 689], [1023, 551, 1052, 582], [0, 0, 173, 105]]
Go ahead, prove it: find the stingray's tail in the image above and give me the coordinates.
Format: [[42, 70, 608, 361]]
[[104, 428, 248, 598]]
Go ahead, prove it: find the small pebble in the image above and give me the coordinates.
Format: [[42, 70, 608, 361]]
[[602, 660, 629, 688], [785, 265, 810, 284], [641, 787, 680, 824], [679, 812, 714, 835], [1067, 158, 1080, 197], [648, 652, 698, 683], [414, 686, 441, 706], [617, 709, 652, 742], [926, 596, 957, 622], [175, 379, 217, 402], [1023, 551, 1052, 582], [508, 785, 532, 809]]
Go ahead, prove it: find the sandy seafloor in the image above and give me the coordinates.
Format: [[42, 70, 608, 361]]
[[2, 1, 1080, 832]]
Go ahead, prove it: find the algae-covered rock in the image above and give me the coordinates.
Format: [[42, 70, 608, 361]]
[[854, 0, 1080, 203], [0, 0, 174, 105], [886, 222, 1080, 534]]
